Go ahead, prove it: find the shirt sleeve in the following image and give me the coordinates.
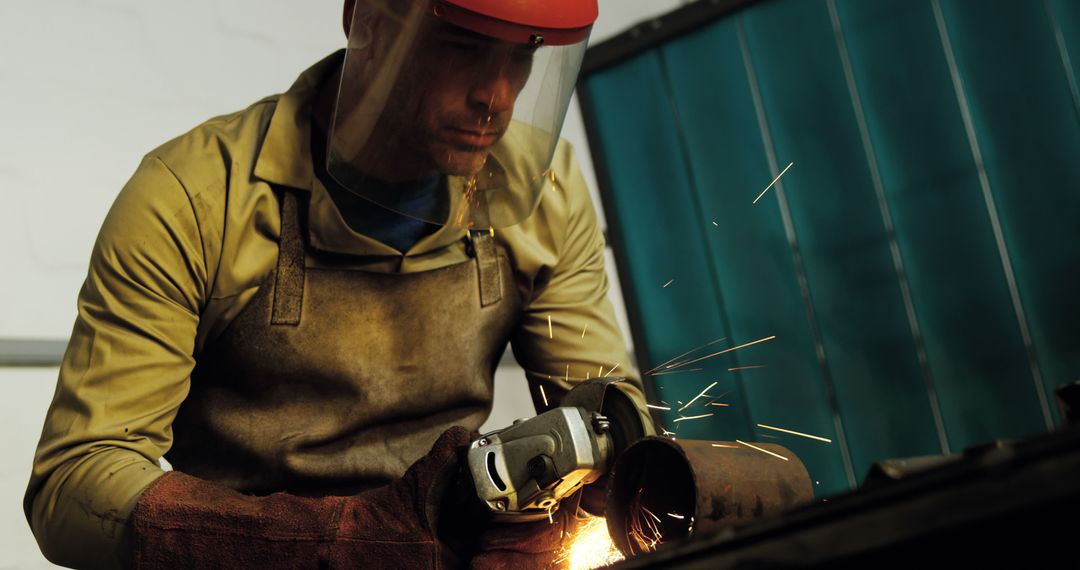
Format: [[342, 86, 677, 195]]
[[25, 156, 208, 569], [509, 142, 653, 430]]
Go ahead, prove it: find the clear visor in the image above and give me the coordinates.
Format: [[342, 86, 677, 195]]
[[327, 0, 589, 229]]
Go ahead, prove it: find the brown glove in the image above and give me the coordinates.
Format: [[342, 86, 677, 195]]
[[467, 492, 585, 570], [132, 426, 473, 569]]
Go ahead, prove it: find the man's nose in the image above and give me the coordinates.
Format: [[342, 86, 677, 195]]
[[468, 70, 516, 116]]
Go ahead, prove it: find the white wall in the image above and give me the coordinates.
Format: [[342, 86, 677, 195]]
[[0, 1, 688, 567]]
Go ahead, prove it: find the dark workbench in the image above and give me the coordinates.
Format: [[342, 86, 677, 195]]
[[614, 424, 1080, 568]]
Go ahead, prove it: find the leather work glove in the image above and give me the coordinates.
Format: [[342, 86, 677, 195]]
[[132, 426, 473, 569], [467, 491, 586, 570]]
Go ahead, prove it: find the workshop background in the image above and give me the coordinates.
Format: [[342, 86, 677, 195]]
[[2, 0, 1078, 568]]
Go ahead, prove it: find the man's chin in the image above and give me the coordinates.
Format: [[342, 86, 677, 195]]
[[436, 149, 490, 178]]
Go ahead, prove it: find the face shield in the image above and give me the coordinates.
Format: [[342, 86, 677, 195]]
[[326, 0, 596, 230]]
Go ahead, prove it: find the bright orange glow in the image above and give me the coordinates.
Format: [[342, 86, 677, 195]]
[[555, 516, 624, 570]]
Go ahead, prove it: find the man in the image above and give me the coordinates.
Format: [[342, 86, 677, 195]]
[[25, 1, 650, 567]]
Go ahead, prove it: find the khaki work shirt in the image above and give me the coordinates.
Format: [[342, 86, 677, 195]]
[[25, 52, 647, 569]]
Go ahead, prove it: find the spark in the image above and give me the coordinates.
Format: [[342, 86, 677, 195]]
[[586, 371, 590, 380], [678, 381, 718, 412], [565, 364, 569, 383], [581, 324, 588, 338], [627, 491, 665, 555], [736, 440, 789, 461], [547, 315, 553, 339], [728, 365, 768, 371], [667, 336, 777, 370], [673, 413, 714, 423], [662, 279, 674, 288], [540, 385, 549, 407], [603, 363, 620, 377], [547, 504, 555, 525], [599, 365, 604, 377], [712, 220, 719, 227], [704, 392, 729, 405], [647, 404, 671, 411], [649, 368, 705, 377], [455, 175, 482, 227], [489, 227, 495, 237], [667, 513, 685, 520], [711, 443, 740, 449], [662, 358, 696, 370], [555, 515, 623, 570], [644, 337, 727, 375], [756, 423, 833, 443], [753, 161, 794, 205], [709, 402, 730, 407]]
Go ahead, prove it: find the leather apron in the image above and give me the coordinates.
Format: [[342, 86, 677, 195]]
[[169, 189, 521, 496]]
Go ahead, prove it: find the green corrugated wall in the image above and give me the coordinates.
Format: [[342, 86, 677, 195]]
[[580, 0, 1080, 496]]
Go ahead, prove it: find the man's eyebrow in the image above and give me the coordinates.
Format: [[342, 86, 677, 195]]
[[437, 25, 494, 43]]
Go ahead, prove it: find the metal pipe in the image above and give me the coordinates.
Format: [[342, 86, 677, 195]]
[[605, 436, 814, 556]]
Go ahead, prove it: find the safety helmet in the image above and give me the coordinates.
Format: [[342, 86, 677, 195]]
[[326, 0, 599, 229]]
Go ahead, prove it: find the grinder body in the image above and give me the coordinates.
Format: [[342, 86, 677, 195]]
[[466, 378, 650, 521]]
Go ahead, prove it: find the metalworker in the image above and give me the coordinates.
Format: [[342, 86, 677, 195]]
[[24, 1, 650, 568]]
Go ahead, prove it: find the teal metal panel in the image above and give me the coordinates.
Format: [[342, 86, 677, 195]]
[[735, 0, 945, 484], [580, 0, 1080, 497], [585, 53, 754, 443], [833, 0, 1049, 448], [658, 16, 855, 494], [1048, 0, 1080, 119], [938, 0, 1080, 425]]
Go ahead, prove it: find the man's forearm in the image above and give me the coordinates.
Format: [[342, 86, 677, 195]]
[[28, 447, 164, 569]]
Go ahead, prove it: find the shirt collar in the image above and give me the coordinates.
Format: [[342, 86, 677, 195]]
[[253, 50, 467, 258], [252, 50, 342, 192]]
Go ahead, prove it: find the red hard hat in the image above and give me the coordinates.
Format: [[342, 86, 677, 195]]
[[434, 0, 598, 46]]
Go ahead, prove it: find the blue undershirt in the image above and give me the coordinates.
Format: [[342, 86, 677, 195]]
[[312, 125, 445, 253]]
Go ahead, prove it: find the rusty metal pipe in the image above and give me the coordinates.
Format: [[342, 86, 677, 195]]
[[605, 437, 814, 556]]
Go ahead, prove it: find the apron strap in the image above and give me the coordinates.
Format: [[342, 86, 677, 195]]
[[271, 191, 306, 326], [472, 231, 503, 307]]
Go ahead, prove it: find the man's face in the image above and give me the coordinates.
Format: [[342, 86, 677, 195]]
[[380, 18, 537, 177]]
